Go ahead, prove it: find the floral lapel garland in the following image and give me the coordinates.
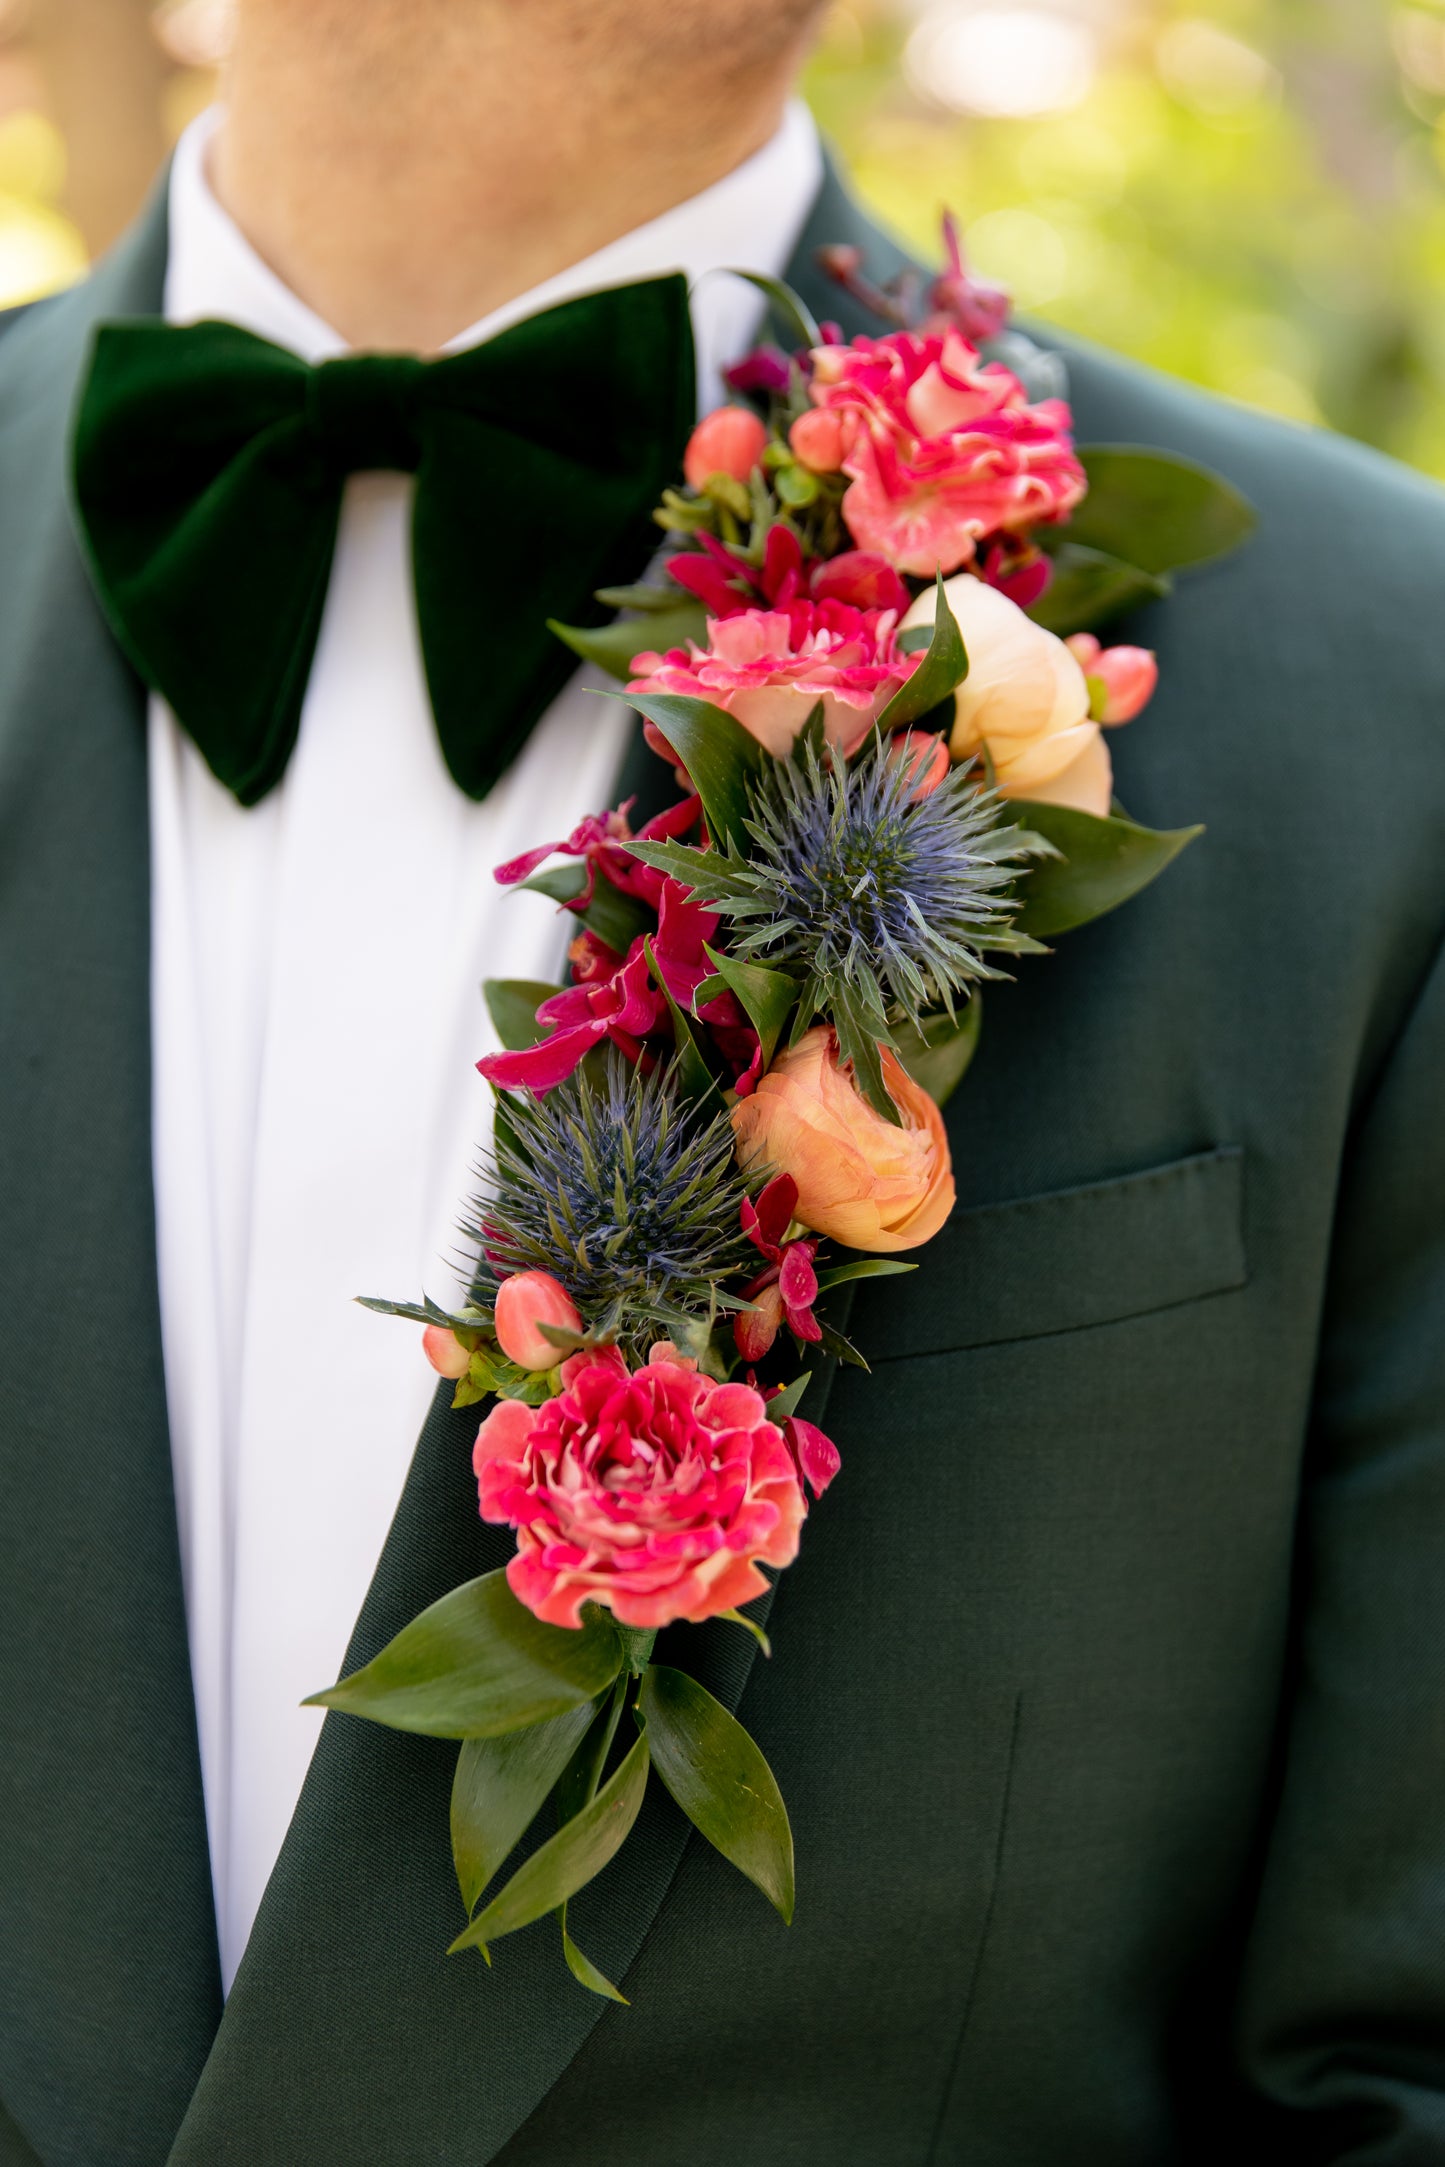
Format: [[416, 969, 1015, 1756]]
[[309, 224, 1254, 2002]]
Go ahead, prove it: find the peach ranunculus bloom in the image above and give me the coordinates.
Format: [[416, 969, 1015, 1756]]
[[627, 600, 922, 761], [731, 1025, 955, 1254], [901, 574, 1115, 817], [472, 1345, 806, 1629], [807, 328, 1085, 577]]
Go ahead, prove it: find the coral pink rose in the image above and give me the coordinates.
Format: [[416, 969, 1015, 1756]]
[[493, 1271, 584, 1371], [683, 405, 768, 490], [473, 1346, 806, 1629], [628, 600, 922, 760], [808, 328, 1085, 576], [1066, 633, 1159, 724], [902, 574, 1114, 817], [731, 1025, 955, 1253]]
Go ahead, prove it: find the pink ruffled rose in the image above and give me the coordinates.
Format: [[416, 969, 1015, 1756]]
[[628, 600, 921, 760], [807, 328, 1085, 576], [473, 1345, 806, 1630]]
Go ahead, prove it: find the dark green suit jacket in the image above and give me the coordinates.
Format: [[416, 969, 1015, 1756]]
[[4, 156, 1445, 2167]]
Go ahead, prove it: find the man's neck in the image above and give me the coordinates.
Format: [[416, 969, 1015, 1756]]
[[211, 3, 816, 352]]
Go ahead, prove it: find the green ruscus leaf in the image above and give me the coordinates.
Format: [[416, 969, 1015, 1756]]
[[622, 691, 770, 856], [813, 1258, 919, 1292], [643, 935, 718, 1105], [1014, 801, 1202, 940], [639, 1665, 795, 1925], [483, 979, 563, 1053], [877, 572, 968, 732], [548, 602, 707, 683], [1067, 445, 1257, 576], [1027, 543, 1169, 638], [560, 1908, 629, 2003], [695, 945, 798, 1067], [516, 860, 654, 956], [723, 267, 822, 352], [305, 1569, 623, 1740], [891, 997, 983, 1107], [449, 1728, 652, 1957], [450, 1699, 603, 1914]]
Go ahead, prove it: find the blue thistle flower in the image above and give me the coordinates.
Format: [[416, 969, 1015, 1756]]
[[465, 1055, 751, 1359], [675, 729, 1036, 1091]]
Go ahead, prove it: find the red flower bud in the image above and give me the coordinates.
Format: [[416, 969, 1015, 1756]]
[[422, 1325, 470, 1380], [789, 407, 845, 474], [734, 1279, 785, 1363], [683, 406, 769, 491], [885, 729, 951, 800], [493, 1271, 584, 1371]]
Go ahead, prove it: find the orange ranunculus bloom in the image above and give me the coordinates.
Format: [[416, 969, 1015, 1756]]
[[730, 1026, 955, 1254]]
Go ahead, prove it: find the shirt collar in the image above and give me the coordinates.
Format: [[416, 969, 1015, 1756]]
[[165, 100, 824, 412]]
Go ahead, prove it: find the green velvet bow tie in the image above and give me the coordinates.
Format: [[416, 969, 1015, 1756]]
[[70, 276, 695, 806]]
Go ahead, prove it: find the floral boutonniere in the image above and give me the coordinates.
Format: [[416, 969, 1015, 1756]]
[[309, 220, 1254, 2001]]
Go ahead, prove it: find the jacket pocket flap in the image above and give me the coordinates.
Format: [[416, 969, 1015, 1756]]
[[864, 1146, 1246, 1360]]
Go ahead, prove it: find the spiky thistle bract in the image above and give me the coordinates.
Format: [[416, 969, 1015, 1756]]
[[465, 1055, 752, 1362], [654, 729, 1039, 1109]]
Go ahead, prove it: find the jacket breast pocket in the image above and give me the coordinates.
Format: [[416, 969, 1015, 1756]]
[[861, 1145, 1247, 1361]]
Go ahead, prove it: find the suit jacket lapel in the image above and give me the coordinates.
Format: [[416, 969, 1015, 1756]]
[[0, 150, 938, 2166], [163, 158, 896, 2166], [0, 185, 225, 2167]]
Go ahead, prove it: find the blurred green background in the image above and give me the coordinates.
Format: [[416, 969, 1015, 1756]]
[[2, 1, 1440, 475]]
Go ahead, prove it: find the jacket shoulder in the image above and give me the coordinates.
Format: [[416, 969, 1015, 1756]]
[[1055, 326, 1445, 575]]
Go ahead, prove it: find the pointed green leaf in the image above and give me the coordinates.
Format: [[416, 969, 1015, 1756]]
[[624, 836, 714, 892], [623, 692, 770, 856], [450, 1728, 651, 1954], [643, 936, 718, 1104], [1015, 802, 1202, 940], [516, 861, 654, 956], [716, 1607, 772, 1657], [877, 573, 968, 732], [548, 603, 707, 683], [556, 1673, 627, 1827], [766, 1371, 812, 1423], [483, 979, 564, 1053], [724, 267, 821, 352], [814, 1258, 919, 1291], [816, 1318, 869, 1369], [1027, 543, 1169, 637], [355, 1293, 491, 1331], [594, 581, 691, 614], [560, 1907, 629, 2003], [891, 998, 983, 1107], [830, 982, 898, 1126], [451, 1699, 601, 1913], [1068, 446, 1256, 575], [698, 946, 798, 1066], [305, 1569, 623, 1739], [640, 1666, 794, 1924]]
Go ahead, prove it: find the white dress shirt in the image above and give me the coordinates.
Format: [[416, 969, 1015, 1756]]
[[150, 101, 823, 1992]]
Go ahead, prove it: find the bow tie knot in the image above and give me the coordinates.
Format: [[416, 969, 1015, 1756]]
[[306, 353, 427, 476], [72, 277, 695, 805]]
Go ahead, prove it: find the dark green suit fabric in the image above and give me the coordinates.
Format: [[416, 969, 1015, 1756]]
[[3, 159, 1445, 2167]]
